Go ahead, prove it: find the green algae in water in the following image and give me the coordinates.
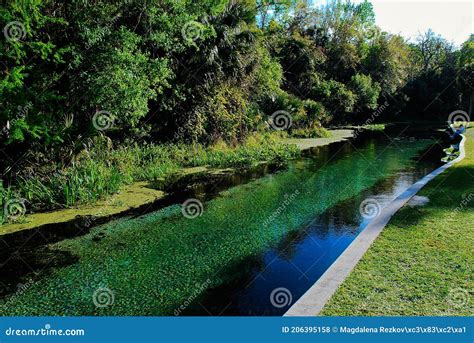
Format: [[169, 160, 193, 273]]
[[0, 138, 434, 315]]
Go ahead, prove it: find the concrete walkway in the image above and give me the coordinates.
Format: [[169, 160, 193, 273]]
[[285, 135, 466, 316]]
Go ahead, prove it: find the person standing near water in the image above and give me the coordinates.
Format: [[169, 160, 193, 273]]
[[450, 123, 465, 152], [443, 123, 465, 162]]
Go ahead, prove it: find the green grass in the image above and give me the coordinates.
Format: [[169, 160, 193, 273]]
[[322, 126, 474, 316], [1, 133, 299, 219], [363, 123, 386, 131], [290, 125, 331, 138], [0, 138, 434, 315]]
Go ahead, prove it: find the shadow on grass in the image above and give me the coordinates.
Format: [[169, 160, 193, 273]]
[[388, 163, 474, 229]]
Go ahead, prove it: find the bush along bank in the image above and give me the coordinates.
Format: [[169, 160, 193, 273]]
[[1, 133, 300, 224]]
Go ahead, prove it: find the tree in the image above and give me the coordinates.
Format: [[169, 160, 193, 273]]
[[318, 0, 376, 82], [349, 73, 381, 112], [256, 0, 292, 28], [415, 29, 453, 73], [457, 35, 474, 116], [363, 33, 411, 98], [0, 0, 66, 145]]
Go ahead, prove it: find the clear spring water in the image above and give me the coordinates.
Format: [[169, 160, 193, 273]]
[[0, 134, 442, 316]]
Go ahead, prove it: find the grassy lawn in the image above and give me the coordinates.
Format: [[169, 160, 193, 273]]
[[322, 126, 474, 316]]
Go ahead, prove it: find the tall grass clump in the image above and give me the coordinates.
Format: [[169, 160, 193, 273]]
[[5, 133, 299, 215], [17, 143, 126, 210], [0, 181, 24, 224]]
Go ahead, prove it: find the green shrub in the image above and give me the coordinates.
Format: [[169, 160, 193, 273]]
[[312, 79, 356, 118], [8, 133, 300, 212], [291, 125, 331, 138], [349, 73, 381, 111]]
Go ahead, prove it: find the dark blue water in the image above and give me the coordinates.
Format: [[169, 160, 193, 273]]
[[183, 151, 441, 316], [0, 132, 444, 316]]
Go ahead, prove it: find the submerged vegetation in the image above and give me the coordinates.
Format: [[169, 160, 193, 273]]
[[0, 0, 472, 218], [362, 124, 386, 132], [322, 127, 474, 316], [0, 138, 434, 315]]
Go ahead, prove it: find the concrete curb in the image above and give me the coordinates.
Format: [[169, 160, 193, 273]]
[[284, 135, 466, 316]]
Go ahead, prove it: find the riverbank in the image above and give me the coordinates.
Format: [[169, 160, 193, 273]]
[[1, 133, 436, 315], [1, 130, 354, 236], [321, 125, 473, 316], [283, 129, 353, 150]]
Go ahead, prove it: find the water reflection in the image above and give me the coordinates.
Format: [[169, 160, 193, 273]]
[[183, 143, 441, 316], [0, 135, 443, 316]]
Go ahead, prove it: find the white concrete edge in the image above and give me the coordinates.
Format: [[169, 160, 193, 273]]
[[284, 134, 466, 316]]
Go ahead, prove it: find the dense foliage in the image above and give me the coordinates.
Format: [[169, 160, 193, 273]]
[[8, 133, 298, 212], [0, 0, 472, 215]]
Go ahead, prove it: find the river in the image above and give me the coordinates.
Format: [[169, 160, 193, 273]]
[[0, 131, 443, 316]]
